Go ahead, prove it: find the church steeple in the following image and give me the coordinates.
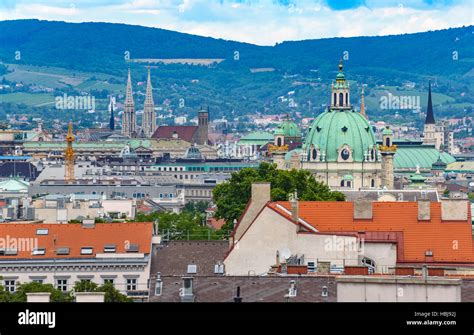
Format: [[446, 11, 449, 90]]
[[330, 59, 350, 109], [425, 82, 435, 125], [109, 96, 115, 131], [125, 68, 134, 107], [122, 69, 136, 138], [142, 67, 156, 138], [360, 86, 367, 119]]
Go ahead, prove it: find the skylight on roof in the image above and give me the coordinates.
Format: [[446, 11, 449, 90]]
[[32, 248, 46, 256], [36, 229, 49, 235], [81, 247, 93, 255], [104, 245, 116, 253], [56, 247, 70, 255]]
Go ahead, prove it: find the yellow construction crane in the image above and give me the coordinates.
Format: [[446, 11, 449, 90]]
[[64, 122, 75, 182]]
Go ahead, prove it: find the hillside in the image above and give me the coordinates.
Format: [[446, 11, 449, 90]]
[[0, 19, 473, 129]]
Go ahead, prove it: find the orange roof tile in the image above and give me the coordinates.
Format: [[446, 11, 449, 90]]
[[0, 222, 153, 259], [269, 201, 474, 264]]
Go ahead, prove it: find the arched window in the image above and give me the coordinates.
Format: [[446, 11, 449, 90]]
[[385, 137, 391, 147], [312, 149, 317, 161], [277, 137, 282, 146], [371, 148, 375, 161], [340, 180, 345, 187], [347, 181, 351, 188], [339, 93, 344, 107], [333, 93, 337, 105], [371, 179, 375, 188], [345, 93, 348, 106]]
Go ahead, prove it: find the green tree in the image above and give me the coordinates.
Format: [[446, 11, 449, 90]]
[[0, 277, 13, 302], [73, 280, 99, 292], [98, 282, 132, 303], [213, 162, 344, 225], [10, 282, 72, 302], [73, 280, 131, 302]]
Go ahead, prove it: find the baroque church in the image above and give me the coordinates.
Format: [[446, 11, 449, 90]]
[[271, 60, 394, 190]]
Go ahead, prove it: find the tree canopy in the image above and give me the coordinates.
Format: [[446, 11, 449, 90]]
[[212, 163, 344, 227]]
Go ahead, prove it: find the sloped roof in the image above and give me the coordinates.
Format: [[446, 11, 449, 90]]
[[0, 222, 153, 259], [238, 131, 273, 145], [0, 178, 29, 192], [268, 201, 474, 264], [394, 146, 455, 169], [151, 126, 197, 143]]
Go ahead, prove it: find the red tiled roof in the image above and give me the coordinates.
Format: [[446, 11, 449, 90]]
[[0, 222, 153, 259], [151, 126, 197, 142], [269, 201, 474, 264]]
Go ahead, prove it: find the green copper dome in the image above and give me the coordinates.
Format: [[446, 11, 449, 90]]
[[382, 126, 393, 136], [274, 126, 285, 136], [280, 118, 301, 138], [304, 110, 377, 162]]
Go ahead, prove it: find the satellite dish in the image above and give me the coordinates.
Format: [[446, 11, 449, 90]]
[[280, 248, 292, 261]]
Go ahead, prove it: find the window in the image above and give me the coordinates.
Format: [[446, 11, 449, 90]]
[[385, 137, 391, 146], [339, 92, 343, 106], [56, 247, 70, 255], [322, 286, 329, 297], [36, 229, 48, 235], [155, 280, 163, 296], [32, 279, 44, 284], [32, 248, 46, 256], [103, 245, 116, 253], [347, 181, 352, 188], [370, 148, 375, 161], [182, 278, 193, 296], [80, 247, 93, 255], [371, 179, 375, 188], [312, 149, 317, 161], [4, 280, 16, 292], [341, 148, 350, 161], [333, 93, 337, 105], [340, 180, 345, 187], [288, 280, 297, 297], [103, 279, 114, 286], [56, 279, 68, 292], [214, 263, 225, 274], [187, 264, 197, 274], [307, 262, 316, 273], [126, 278, 137, 291], [345, 93, 348, 106], [277, 137, 282, 146], [126, 244, 139, 253]]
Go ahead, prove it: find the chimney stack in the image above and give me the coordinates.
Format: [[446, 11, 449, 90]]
[[232, 182, 271, 243], [290, 191, 298, 222]]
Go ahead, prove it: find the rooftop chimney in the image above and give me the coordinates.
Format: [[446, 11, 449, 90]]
[[289, 191, 298, 222], [418, 200, 431, 221], [353, 200, 372, 220], [232, 182, 271, 243]]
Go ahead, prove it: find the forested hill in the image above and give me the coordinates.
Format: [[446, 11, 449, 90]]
[[0, 19, 472, 78]]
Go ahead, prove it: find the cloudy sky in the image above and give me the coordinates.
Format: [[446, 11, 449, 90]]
[[0, 0, 472, 45]]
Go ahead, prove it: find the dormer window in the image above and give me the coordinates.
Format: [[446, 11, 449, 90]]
[[341, 148, 350, 161]]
